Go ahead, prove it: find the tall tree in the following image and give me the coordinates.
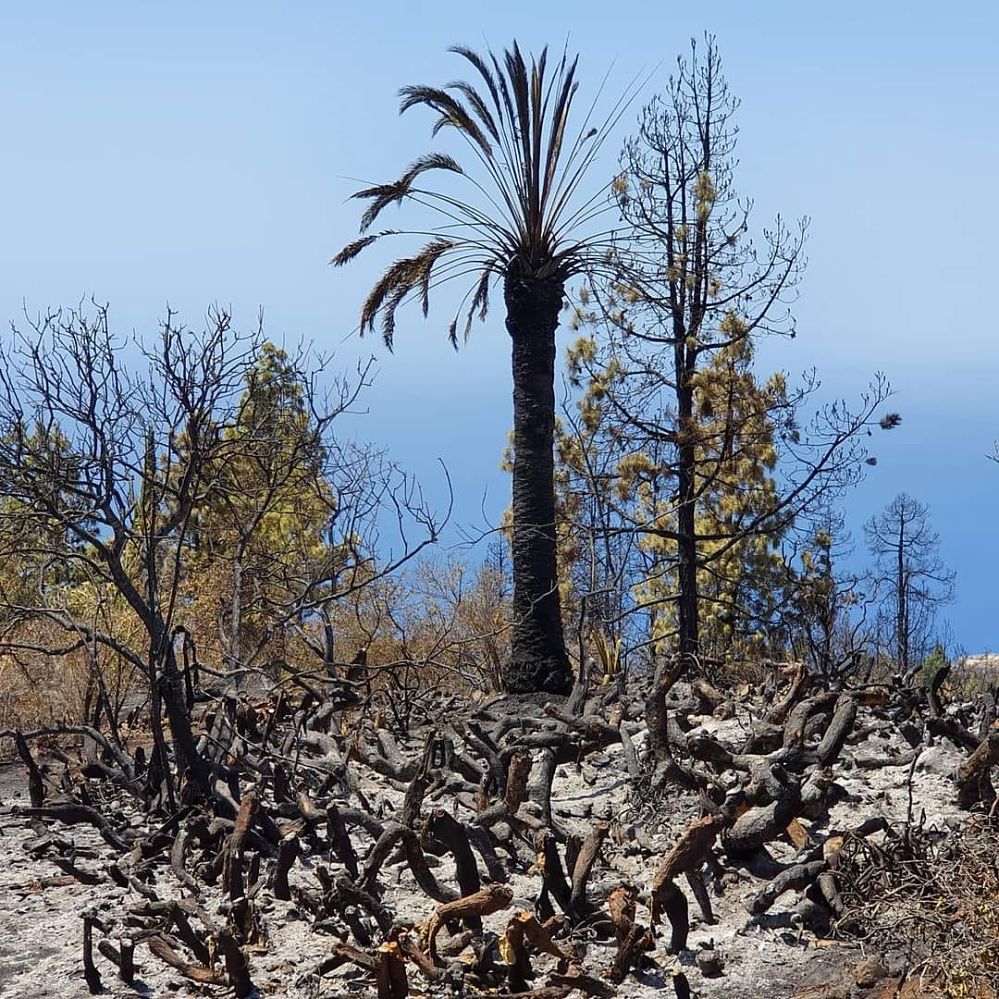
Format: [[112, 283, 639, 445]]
[[865, 493, 955, 675], [568, 38, 894, 668], [182, 343, 335, 676], [577, 39, 805, 664], [332, 43, 629, 694]]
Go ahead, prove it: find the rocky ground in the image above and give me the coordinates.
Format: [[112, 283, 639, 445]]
[[0, 675, 995, 999]]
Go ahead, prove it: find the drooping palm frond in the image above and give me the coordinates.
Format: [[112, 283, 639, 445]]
[[453, 268, 494, 348], [358, 239, 456, 348], [333, 42, 643, 347], [330, 234, 382, 267], [354, 153, 464, 232]]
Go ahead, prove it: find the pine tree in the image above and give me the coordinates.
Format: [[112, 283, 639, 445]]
[[563, 38, 893, 669], [782, 503, 870, 679], [181, 343, 337, 673], [865, 493, 955, 675], [623, 337, 790, 659]]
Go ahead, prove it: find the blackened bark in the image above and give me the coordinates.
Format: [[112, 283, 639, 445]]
[[897, 520, 908, 673], [160, 641, 211, 797], [502, 267, 572, 694], [14, 732, 44, 807], [676, 365, 699, 663]]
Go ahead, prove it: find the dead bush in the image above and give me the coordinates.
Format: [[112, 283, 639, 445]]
[[834, 816, 999, 996]]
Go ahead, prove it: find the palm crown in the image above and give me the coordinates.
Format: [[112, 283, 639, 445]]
[[332, 43, 626, 348]]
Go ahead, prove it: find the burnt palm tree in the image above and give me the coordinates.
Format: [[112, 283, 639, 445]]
[[333, 43, 627, 693]]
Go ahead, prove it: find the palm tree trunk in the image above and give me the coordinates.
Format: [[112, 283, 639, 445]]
[[503, 270, 572, 694]]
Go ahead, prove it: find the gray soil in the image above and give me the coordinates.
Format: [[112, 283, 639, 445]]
[[0, 708, 970, 998]]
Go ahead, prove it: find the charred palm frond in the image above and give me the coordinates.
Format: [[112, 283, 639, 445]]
[[333, 42, 636, 349]]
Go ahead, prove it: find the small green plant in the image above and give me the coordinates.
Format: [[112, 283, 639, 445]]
[[920, 642, 948, 688]]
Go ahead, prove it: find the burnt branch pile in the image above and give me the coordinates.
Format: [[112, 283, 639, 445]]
[[1, 657, 998, 997], [833, 814, 999, 994]]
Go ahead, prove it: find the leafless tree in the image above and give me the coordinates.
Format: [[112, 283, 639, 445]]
[[865, 493, 955, 676], [0, 303, 441, 803]]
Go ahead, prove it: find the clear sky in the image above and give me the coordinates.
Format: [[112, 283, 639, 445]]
[[2, 2, 997, 652]]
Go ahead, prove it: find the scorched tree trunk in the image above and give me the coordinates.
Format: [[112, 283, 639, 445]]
[[502, 268, 572, 694]]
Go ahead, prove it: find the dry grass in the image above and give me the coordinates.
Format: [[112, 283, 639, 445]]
[[835, 815, 999, 996], [0, 651, 89, 733], [0, 646, 143, 759]]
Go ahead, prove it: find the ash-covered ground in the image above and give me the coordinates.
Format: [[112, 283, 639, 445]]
[[0, 688, 981, 998]]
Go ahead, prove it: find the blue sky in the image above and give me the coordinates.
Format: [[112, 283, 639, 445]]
[[2, 2, 997, 651]]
